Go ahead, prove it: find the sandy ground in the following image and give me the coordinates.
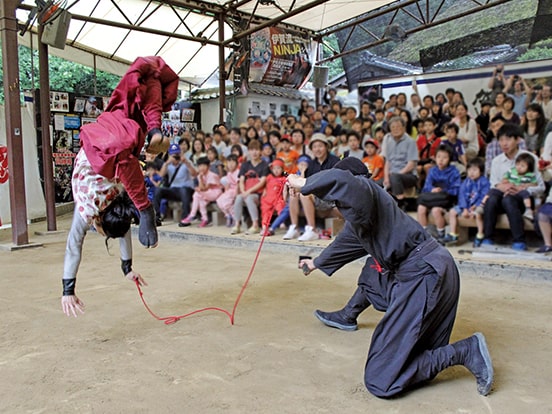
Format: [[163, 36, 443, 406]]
[[1, 219, 552, 414]]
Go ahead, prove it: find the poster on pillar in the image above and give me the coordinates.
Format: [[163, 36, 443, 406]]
[[248, 27, 315, 89]]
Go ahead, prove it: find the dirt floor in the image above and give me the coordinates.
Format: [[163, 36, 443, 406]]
[[1, 218, 552, 414]]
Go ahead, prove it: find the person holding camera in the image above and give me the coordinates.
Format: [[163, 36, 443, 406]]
[[153, 144, 197, 226], [503, 74, 529, 117], [488, 64, 506, 102]]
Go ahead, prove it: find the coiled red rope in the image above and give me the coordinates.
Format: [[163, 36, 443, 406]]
[[135, 231, 267, 325]]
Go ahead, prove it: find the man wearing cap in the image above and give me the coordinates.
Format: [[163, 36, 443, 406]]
[[283, 133, 340, 241], [288, 157, 494, 398], [153, 143, 197, 225]]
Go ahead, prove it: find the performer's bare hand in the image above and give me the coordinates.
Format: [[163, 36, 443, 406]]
[[287, 175, 306, 196], [298, 258, 316, 276], [61, 295, 85, 317], [126, 271, 148, 287]]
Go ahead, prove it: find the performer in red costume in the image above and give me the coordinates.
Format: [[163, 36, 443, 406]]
[[61, 57, 179, 317]]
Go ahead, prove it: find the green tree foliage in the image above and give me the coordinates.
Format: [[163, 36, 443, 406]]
[[0, 42, 120, 103]]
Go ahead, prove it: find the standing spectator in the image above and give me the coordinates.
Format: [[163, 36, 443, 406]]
[[283, 134, 340, 241], [441, 157, 490, 246], [504, 75, 529, 117], [179, 156, 222, 227], [382, 117, 419, 205], [416, 145, 461, 240], [482, 124, 545, 250], [231, 140, 269, 235], [536, 84, 552, 120], [153, 144, 197, 226], [454, 103, 479, 161], [488, 64, 506, 102]]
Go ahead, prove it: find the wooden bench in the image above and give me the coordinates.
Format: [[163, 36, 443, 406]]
[[455, 214, 534, 244], [166, 201, 225, 225]]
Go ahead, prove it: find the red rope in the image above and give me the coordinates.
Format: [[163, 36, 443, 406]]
[[135, 232, 267, 325]]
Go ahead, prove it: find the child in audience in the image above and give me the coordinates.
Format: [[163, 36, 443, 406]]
[[502, 152, 539, 221], [276, 136, 299, 175], [261, 143, 275, 164], [179, 156, 222, 228], [144, 162, 162, 202], [343, 131, 365, 159], [263, 155, 312, 236], [230, 144, 245, 165], [206, 146, 224, 177], [333, 130, 349, 158], [441, 157, 490, 246], [216, 154, 240, 227], [260, 159, 288, 236], [362, 139, 384, 185], [231, 140, 269, 235], [372, 126, 385, 150], [416, 145, 461, 240], [416, 117, 441, 187], [441, 122, 467, 174]]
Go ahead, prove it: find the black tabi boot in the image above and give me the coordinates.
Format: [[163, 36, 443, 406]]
[[451, 333, 494, 396], [314, 287, 371, 331]]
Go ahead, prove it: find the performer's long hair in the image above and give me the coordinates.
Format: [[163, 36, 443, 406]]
[[99, 192, 139, 240]]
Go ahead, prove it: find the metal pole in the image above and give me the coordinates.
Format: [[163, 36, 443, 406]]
[[0, 0, 29, 245], [218, 12, 226, 124], [38, 24, 57, 231]]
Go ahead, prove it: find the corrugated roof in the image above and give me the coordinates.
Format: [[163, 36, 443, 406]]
[[15, 0, 398, 86]]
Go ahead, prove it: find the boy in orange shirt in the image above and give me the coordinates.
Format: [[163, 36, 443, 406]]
[[276, 136, 299, 175], [362, 139, 385, 186]]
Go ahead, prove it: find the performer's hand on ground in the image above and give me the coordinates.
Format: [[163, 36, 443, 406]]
[[61, 295, 85, 317], [138, 205, 159, 248], [298, 258, 316, 276], [126, 271, 148, 286]]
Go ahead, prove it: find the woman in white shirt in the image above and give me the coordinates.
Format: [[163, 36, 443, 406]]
[[454, 102, 479, 161]]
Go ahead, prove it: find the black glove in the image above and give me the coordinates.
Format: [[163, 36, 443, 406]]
[[138, 205, 158, 248]]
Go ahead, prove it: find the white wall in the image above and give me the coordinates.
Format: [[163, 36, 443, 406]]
[[0, 103, 46, 226], [199, 94, 303, 130], [358, 59, 552, 114]]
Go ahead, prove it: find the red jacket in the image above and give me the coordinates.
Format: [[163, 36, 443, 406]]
[[80, 56, 179, 210]]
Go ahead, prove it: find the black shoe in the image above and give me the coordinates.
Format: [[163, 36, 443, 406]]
[[155, 218, 162, 227], [455, 333, 494, 396], [314, 309, 358, 331]]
